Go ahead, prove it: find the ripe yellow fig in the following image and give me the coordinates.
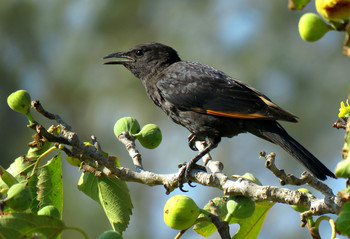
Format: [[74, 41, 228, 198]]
[[2, 183, 32, 211], [291, 188, 312, 212], [135, 124, 162, 149], [298, 13, 331, 42], [225, 196, 255, 221], [37, 205, 61, 219], [113, 117, 140, 137], [163, 195, 200, 230], [98, 230, 123, 239]]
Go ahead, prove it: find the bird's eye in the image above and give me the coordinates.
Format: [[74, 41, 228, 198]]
[[135, 49, 144, 57]]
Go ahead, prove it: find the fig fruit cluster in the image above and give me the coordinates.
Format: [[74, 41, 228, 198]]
[[114, 117, 162, 149]]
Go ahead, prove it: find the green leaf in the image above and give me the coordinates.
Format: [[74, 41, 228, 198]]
[[36, 152, 63, 216], [336, 201, 350, 236], [232, 201, 275, 239], [26, 141, 53, 161], [193, 197, 274, 238], [78, 171, 133, 233], [28, 171, 39, 213], [0, 166, 19, 188], [6, 156, 34, 183], [97, 176, 133, 233], [0, 212, 65, 239], [77, 171, 100, 203], [193, 197, 228, 237]]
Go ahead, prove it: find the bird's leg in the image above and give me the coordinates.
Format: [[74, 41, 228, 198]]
[[187, 133, 198, 151], [178, 138, 219, 191]]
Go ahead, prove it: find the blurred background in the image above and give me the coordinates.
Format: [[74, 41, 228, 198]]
[[1, 0, 349, 238]]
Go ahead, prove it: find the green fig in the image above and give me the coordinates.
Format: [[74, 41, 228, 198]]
[[135, 124, 162, 149], [7, 90, 31, 114], [298, 13, 331, 42], [98, 230, 123, 239], [164, 195, 200, 230], [113, 117, 140, 137], [2, 183, 32, 211], [37, 205, 61, 219], [225, 196, 255, 221], [335, 159, 350, 178], [7, 90, 34, 123], [291, 188, 311, 212]]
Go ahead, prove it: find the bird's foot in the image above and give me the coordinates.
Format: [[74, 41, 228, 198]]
[[187, 133, 198, 151], [177, 162, 206, 192]]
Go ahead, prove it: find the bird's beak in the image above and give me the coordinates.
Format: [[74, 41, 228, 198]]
[[103, 52, 135, 65]]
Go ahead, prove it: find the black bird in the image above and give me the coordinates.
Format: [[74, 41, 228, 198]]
[[103, 42, 335, 189]]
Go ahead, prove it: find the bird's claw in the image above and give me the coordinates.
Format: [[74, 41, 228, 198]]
[[187, 134, 198, 151], [178, 162, 206, 192]]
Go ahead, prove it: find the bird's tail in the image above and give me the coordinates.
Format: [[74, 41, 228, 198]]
[[249, 121, 335, 180]]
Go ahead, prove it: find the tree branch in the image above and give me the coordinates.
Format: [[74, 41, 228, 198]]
[[30, 100, 342, 224]]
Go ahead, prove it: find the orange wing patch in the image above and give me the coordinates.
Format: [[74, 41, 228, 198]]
[[191, 107, 268, 119], [206, 110, 267, 119]]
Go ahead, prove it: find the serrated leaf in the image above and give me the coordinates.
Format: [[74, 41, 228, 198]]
[[36, 152, 63, 216], [97, 176, 133, 233], [78, 171, 133, 233], [336, 201, 350, 236], [0, 212, 65, 239], [193, 197, 274, 238], [28, 172, 39, 213], [232, 201, 275, 239]]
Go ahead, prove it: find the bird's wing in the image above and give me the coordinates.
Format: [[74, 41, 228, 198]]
[[157, 62, 297, 122]]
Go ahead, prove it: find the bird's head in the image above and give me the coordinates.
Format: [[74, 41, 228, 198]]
[[103, 43, 181, 79]]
